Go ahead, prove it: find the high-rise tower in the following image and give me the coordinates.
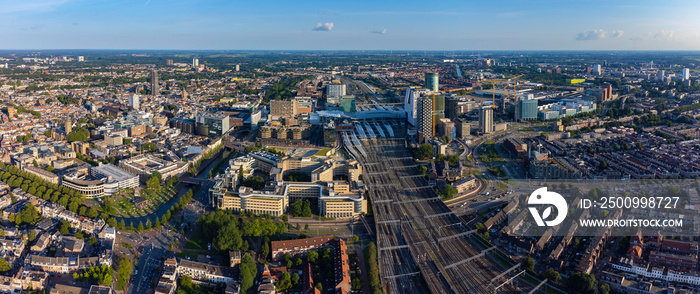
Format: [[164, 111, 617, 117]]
[[425, 72, 439, 92]]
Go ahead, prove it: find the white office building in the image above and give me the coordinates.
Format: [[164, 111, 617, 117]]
[[129, 94, 140, 110]]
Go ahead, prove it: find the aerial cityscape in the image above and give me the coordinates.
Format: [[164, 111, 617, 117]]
[[2, 1, 700, 294]]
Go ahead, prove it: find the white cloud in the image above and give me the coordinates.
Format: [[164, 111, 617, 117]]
[[629, 30, 675, 41], [575, 29, 624, 41], [312, 23, 334, 31], [654, 30, 674, 40], [371, 28, 387, 35]]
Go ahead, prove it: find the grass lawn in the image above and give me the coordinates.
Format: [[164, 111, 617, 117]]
[[498, 182, 508, 190], [175, 250, 200, 260], [316, 148, 332, 156], [183, 232, 208, 250]]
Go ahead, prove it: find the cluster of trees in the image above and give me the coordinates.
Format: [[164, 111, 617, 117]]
[[188, 144, 223, 175], [284, 171, 310, 182], [290, 199, 312, 217], [139, 142, 158, 152], [439, 184, 458, 200], [0, 163, 93, 219], [116, 256, 132, 290], [364, 243, 382, 294], [241, 175, 265, 190], [73, 265, 113, 286], [4, 103, 41, 117], [12, 203, 38, 226], [196, 210, 287, 252], [436, 154, 460, 167], [275, 272, 293, 292], [566, 272, 608, 294], [56, 94, 79, 105], [177, 276, 207, 294], [0, 258, 11, 272], [15, 133, 33, 143], [240, 254, 257, 293], [67, 126, 90, 142], [263, 75, 312, 102], [147, 172, 162, 194], [414, 144, 434, 160]]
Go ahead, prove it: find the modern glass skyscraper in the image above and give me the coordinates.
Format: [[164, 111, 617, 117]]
[[425, 72, 439, 92], [516, 99, 538, 121]]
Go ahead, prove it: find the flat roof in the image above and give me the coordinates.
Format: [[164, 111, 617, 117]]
[[92, 164, 137, 182]]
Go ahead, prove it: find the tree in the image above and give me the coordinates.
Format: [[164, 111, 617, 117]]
[[147, 172, 162, 193], [60, 220, 71, 235], [276, 272, 292, 291], [598, 159, 608, 170], [241, 240, 249, 252], [215, 223, 243, 251], [418, 166, 427, 175], [307, 250, 318, 264], [415, 144, 434, 159], [599, 283, 610, 294], [302, 200, 312, 217], [240, 254, 257, 293], [440, 184, 458, 200], [261, 242, 270, 261], [117, 256, 133, 290], [291, 272, 300, 286], [567, 272, 598, 294], [28, 230, 39, 242], [0, 258, 11, 272], [292, 200, 303, 217], [545, 268, 561, 283], [522, 256, 534, 272]]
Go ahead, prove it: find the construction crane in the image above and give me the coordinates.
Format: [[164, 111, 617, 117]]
[[503, 74, 524, 114], [481, 78, 504, 110]]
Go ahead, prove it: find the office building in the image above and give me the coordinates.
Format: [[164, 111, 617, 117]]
[[90, 164, 139, 196], [657, 70, 665, 81], [425, 72, 439, 92], [417, 96, 433, 140], [269, 100, 298, 119], [195, 112, 230, 137], [326, 83, 346, 104], [593, 64, 602, 75], [438, 118, 455, 140], [432, 94, 445, 127], [151, 69, 159, 96], [235, 64, 240, 71], [479, 106, 493, 134], [516, 99, 538, 121], [192, 58, 199, 67], [454, 118, 471, 138], [404, 87, 427, 126], [78, 56, 84, 62], [166, 59, 173, 66], [129, 94, 140, 110], [683, 68, 691, 80], [446, 97, 474, 119], [120, 154, 188, 182]]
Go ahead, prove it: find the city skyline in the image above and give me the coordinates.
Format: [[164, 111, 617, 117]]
[[2, 0, 700, 50]]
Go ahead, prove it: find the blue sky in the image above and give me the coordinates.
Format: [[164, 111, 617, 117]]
[[1, 0, 699, 50]]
